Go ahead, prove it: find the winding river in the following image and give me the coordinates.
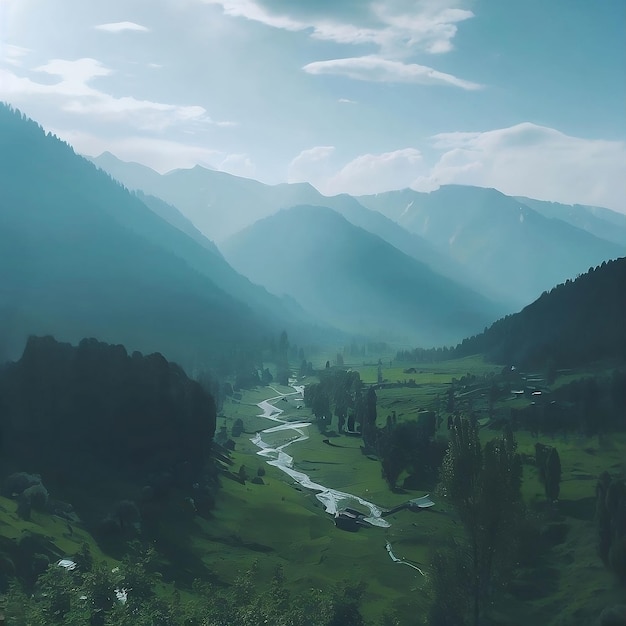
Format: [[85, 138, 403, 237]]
[[250, 383, 425, 573]]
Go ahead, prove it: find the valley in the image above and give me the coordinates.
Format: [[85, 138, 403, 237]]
[[0, 103, 624, 625]]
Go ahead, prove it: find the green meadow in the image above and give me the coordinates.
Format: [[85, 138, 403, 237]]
[[1, 357, 623, 625]]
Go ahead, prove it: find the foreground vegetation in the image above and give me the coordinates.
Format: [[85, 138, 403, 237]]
[[1, 341, 624, 625]]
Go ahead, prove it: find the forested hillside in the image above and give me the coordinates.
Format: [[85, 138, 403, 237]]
[[0, 335, 216, 515], [0, 105, 287, 366], [453, 258, 626, 367]]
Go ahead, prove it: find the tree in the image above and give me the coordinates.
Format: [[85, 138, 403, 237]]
[[440, 418, 523, 626], [535, 443, 561, 502], [544, 447, 561, 501]]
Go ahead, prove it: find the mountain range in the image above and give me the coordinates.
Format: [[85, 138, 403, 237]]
[[0, 105, 312, 367], [1, 103, 623, 365], [91, 153, 624, 312], [221, 205, 501, 346]]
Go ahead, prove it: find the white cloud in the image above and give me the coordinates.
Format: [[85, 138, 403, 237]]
[[0, 59, 225, 131], [371, 2, 473, 55], [94, 21, 149, 33], [219, 153, 257, 178], [324, 148, 423, 196], [59, 129, 222, 173], [1, 43, 30, 66], [304, 55, 482, 89], [205, 0, 473, 56], [413, 123, 626, 212], [288, 145, 336, 187], [203, 0, 305, 32], [338, 98, 357, 104], [205, 0, 476, 86]]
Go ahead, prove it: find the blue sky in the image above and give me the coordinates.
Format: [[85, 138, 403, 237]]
[[1, 0, 624, 211]]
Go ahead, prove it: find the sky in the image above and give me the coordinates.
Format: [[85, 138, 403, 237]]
[[1, 0, 625, 212]]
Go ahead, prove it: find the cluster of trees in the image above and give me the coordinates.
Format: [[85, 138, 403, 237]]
[[395, 345, 455, 364], [0, 335, 216, 508], [454, 258, 626, 369], [431, 418, 523, 626], [304, 369, 445, 490], [4, 548, 370, 626], [396, 259, 626, 370], [304, 369, 369, 434], [376, 413, 446, 491], [534, 443, 562, 501], [596, 472, 626, 584], [512, 370, 626, 437]]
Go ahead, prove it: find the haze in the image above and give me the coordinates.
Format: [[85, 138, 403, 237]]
[[1, 0, 625, 212]]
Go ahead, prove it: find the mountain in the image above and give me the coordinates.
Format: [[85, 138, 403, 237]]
[[221, 205, 503, 347], [90, 152, 321, 242], [0, 335, 216, 497], [513, 196, 626, 250], [133, 190, 223, 257], [454, 257, 626, 368], [0, 104, 286, 366], [91, 153, 500, 305], [357, 185, 624, 308]]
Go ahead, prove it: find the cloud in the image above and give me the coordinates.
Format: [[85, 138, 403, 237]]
[[228, 1, 471, 55], [0, 43, 30, 67], [413, 123, 626, 212], [205, 0, 473, 56], [94, 21, 149, 33], [288, 146, 336, 187], [58, 129, 222, 173], [304, 55, 482, 89], [324, 148, 423, 195], [219, 153, 257, 178], [0, 59, 229, 131], [338, 98, 357, 104]]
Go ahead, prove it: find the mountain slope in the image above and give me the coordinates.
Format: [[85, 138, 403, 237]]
[[514, 196, 626, 249], [92, 153, 499, 305], [357, 185, 623, 307], [221, 205, 503, 347], [91, 152, 321, 242], [454, 257, 626, 368], [0, 105, 276, 365]]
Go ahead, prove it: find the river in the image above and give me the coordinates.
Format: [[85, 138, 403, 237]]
[[250, 383, 425, 573]]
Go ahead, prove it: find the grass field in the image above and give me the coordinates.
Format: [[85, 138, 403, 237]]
[[212, 358, 625, 625], [1, 356, 623, 625]]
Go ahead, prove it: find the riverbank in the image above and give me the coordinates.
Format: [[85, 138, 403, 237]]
[[210, 383, 441, 622]]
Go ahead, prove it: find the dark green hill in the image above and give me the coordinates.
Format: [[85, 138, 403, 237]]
[[0, 105, 304, 366], [221, 205, 502, 347], [454, 257, 626, 368], [0, 335, 215, 496], [358, 185, 623, 308]]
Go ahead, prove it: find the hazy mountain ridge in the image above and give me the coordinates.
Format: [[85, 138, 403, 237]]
[[0, 104, 279, 365], [357, 185, 624, 307], [91, 152, 321, 242], [221, 205, 502, 347], [92, 154, 623, 314], [513, 195, 626, 249]]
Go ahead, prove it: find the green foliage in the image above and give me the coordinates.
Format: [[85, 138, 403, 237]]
[[596, 472, 626, 583], [544, 447, 562, 501], [3, 552, 371, 626], [305, 369, 364, 433], [452, 258, 626, 369], [439, 418, 523, 626], [0, 336, 217, 495], [535, 443, 562, 501]]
